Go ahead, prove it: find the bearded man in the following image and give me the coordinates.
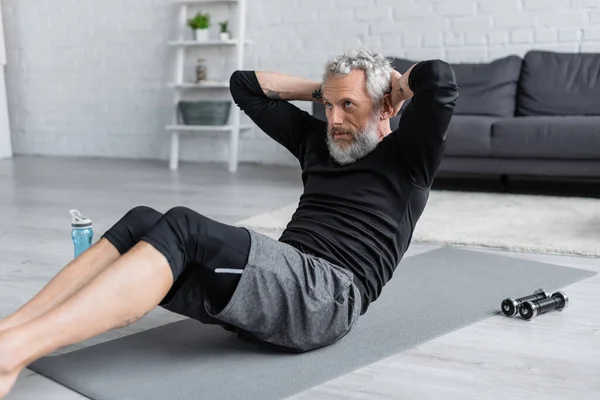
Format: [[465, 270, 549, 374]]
[[0, 49, 458, 399]]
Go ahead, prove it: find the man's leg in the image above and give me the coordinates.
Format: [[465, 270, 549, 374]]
[[0, 206, 250, 398], [0, 240, 173, 398], [148, 207, 251, 318], [0, 239, 119, 334], [0, 206, 162, 334]]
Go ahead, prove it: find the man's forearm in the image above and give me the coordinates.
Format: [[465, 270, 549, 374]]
[[398, 64, 416, 100], [255, 71, 323, 102]]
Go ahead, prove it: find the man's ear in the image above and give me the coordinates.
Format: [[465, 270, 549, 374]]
[[380, 94, 395, 120]]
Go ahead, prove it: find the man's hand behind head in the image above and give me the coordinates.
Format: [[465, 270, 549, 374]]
[[388, 65, 416, 116]]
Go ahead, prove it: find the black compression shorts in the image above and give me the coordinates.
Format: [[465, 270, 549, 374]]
[[101, 206, 251, 316]]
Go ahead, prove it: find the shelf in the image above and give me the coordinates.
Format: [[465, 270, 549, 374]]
[[168, 39, 251, 46], [170, 81, 229, 89], [166, 124, 252, 132], [178, 0, 241, 4], [170, 0, 249, 173]]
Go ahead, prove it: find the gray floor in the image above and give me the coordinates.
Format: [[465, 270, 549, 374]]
[[1, 156, 599, 399]]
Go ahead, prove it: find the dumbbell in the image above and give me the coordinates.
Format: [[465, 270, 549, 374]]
[[501, 289, 550, 317], [519, 291, 568, 321]]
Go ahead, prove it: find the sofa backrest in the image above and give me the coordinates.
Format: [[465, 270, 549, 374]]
[[517, 50, 600, 116], [391, 55, 522, 118]]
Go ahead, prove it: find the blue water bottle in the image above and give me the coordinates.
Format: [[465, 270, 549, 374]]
[[70, 210, 94, 258]]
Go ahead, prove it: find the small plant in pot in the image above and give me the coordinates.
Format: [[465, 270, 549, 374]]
[[219, 20, 230, 40], [188, 12, 210, 41]]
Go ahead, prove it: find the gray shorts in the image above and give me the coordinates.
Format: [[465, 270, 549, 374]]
[[161, 229, 362, 353]]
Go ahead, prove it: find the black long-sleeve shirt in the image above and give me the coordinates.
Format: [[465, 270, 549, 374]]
[[230, 60, 458, 314]]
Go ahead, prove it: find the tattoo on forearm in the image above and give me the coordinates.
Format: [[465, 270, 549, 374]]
[[266, 90, 281, 100], [118, 311, 149, 328], [312, 87, 323, 100]]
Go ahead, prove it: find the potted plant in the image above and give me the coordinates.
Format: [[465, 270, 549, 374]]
[[188, 12, 210, 41], [219, 20, 230, 40]]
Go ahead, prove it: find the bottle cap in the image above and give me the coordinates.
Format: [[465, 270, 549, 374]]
[[70, 210, 92, 228]]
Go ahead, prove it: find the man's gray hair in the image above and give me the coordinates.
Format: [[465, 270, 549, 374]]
[[322, 48, 393, 106]]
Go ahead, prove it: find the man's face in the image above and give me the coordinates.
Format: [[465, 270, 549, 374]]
[[322, 70, 381, 165]]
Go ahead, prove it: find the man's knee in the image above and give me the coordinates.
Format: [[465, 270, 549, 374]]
[[163, 206, 193, 220], [102, 206, 163, 254], [141, 207, 208, 274], [162, 206, 211, 233], [124, 205, 162, 223], [120, 206, 163, 237]]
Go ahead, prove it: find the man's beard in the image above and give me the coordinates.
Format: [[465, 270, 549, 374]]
[[326, 113, 380, 165]]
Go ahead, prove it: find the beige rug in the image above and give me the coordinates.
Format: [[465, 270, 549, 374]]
[[235, 191, 600, 257]]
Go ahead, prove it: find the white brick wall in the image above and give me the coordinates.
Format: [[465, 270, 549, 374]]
[[3, 0, 600, 167]]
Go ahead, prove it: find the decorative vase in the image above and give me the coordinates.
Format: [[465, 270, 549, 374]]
[[219, 32, 230, 41], [195, 29, 209, 41], [195, 58, 208, 82]]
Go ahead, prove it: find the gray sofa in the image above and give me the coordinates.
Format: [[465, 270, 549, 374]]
[[313, 50, 600, 179]]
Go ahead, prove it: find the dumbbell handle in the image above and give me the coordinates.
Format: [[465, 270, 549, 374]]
[[520, 292, 568, 320], [534, 293, 567, 313]]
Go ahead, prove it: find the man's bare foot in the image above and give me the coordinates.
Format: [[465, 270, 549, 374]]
[[0, 330, 26, 399]]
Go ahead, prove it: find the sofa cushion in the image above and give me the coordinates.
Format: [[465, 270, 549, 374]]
[[490, 116, 600, 160], [517, 50, 600, 116], [391, 55, 522, 117], [444, 115, 499, 156]]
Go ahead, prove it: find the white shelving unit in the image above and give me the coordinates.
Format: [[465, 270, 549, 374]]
[[168, 0, 250, 173], [168, 39, 252, 46]]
